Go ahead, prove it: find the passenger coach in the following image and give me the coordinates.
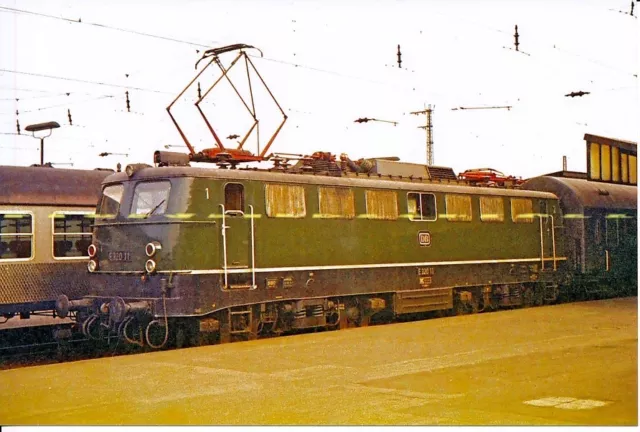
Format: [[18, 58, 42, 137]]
[[0, 165, 110, 319]]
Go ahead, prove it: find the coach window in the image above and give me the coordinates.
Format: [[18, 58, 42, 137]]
[[444, 194, 472, 222], [131, 181, 171, 216], [479, 196, 504, 222], [407, 193, 436, 221], [265, 184, 306, 218], [225, 183, 244, 214], [511, 198, 534, 223], [365, 190, 398, 220], [318, 187, 355, 219], [53, 213, 94, 258], [98, 184, 124, 218], [0, 212, 33, 260]]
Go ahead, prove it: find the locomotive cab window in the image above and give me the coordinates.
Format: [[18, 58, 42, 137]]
[[407, 193, 436, 221], [224, 183, 244, 215], [52, 213, 94, 258], [479, 196, 504, 222], [265, 184, 306, 218], [511, 198, 534, 223], [365, 190, 398, 220], [130, 181, 171, 216], [318, 187, 355, 219], [444, 194, 472, 222], [98, 184, 124, 218], [0, 212, 33, 260]]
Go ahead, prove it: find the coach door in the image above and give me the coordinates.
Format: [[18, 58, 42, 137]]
[[220, 183, 256, 289]]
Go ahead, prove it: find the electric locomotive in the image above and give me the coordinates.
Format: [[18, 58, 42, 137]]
[[57, 154, 567, 348]]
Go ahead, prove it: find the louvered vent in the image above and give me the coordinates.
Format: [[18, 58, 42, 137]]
[[426, 166, 457, 180]]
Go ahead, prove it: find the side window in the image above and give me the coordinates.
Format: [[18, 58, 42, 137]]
[[225, 183, 244, 214], [445, 194, 472, 222], [479, 196, 504, 222], [365, 190, 398, 220], [265, 184, 306, 218], [98, 184, 124, 218], [53, 213, 94, 258], [0, 213, 33, 260], [511, 198, 534, 223], [130, 181, 171, 216], [318, 187, 355, 219], [407, 193, 437, 221]]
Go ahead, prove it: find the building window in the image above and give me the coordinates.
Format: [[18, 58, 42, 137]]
[[480, 196, 505, 222], [225, 183, 244, 214], [621, 153, 629, 183], [0, 213, 33, 260], [589, 142, 600, 180], [265, 184, 306, 218], [53, 213, 94, 258], [365, 190, 398, 220], [98, 184, 124, 218], [445, 194, 472, 222], [318, 187, 355, 219], [407, 193, 436, 221], [130, 181, 171, 216], [511, 198, 534, 223]]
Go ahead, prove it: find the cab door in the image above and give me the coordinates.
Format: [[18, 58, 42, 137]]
[[220, 183, 254, 288]]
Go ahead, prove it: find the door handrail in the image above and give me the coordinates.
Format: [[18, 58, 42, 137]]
[[249, 204, 257, 289], [539, 216, 544, 271], [550, 215, 557, 271], [219, 204, 228, 288]]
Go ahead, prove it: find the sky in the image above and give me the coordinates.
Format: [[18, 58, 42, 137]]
[[0, 0, 638, 179]]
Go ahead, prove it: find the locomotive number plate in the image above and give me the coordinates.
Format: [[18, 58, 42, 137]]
[[108, 251, 132, 262]]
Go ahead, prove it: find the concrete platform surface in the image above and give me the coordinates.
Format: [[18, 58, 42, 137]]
[[0, 297, 637, 425]]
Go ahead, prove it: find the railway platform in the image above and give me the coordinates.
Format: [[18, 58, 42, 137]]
[[0, 297, 636, 425]]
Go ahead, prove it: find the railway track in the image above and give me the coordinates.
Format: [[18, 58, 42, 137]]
[[0, 291, 629, 370]]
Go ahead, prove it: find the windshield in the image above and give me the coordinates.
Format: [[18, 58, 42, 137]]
[[130, 181, 171, 216], [98, 184, 124, 217]]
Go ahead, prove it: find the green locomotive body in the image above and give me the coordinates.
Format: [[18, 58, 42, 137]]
[[64, 164, 566, 346]]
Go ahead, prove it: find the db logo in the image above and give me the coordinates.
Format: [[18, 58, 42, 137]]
[[418, 231, 431, 247]]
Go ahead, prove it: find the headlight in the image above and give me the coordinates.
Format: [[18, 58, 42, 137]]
[[145, 241, 162, 257], [88, 244, 97, 258], [88, 259, 98, 272], [145, 259, 156, 273]]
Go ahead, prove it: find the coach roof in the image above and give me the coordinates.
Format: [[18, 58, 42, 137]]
[[0, 166, 111, 206]]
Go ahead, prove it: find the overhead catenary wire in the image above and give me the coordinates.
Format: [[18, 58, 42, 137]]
[[0, 5, 215, 48], [0, 69, 174, 95]]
